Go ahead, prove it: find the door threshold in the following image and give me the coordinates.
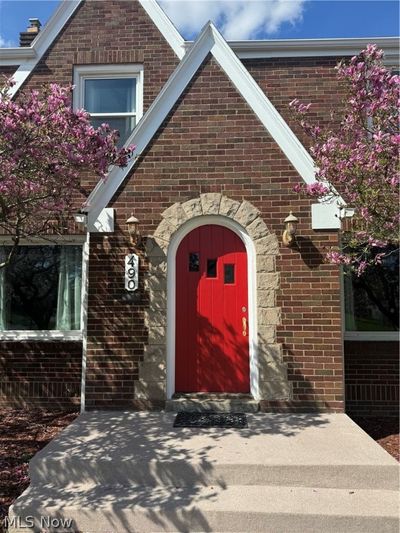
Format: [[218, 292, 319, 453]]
[[173, 392, 253, 400]]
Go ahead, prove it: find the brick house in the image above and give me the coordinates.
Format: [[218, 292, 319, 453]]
[[0, 0, 398, 416]]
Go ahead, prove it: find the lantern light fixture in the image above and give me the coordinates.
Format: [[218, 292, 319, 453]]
[[126, 214, 140, 246], [282, 211, 298, 247]]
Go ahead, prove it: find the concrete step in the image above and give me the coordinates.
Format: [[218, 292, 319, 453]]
[[165, 394, 259, 413], [30, 456, 400, 491], [28, 412, 399, 490], [9, 483, 399, 533]]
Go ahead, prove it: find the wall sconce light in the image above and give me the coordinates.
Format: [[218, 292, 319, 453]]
[[282, 211, 298, 247], [126, 214, 140, 246]]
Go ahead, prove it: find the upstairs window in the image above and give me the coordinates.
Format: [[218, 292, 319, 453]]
[[74, 65, 143, 146]]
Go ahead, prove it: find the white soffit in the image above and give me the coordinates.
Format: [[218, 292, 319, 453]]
[[2, 0, 185, 98], [85, 22, 338, 223]]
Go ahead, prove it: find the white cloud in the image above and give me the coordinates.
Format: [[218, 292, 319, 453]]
[[0, 34, 16, 48], [159, 0, 306, 40]]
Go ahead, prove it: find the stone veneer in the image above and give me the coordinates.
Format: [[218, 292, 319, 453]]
[[135, 193, 291, 402]]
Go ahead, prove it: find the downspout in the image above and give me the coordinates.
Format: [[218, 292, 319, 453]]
[[80, 230, 90, 413]]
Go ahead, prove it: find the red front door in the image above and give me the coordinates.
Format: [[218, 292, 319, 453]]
[[175, 225, 250, 393]]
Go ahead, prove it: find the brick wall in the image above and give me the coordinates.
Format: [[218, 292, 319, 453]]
[[243, 57, 345, 149], [0, 342, 81, 408], [345, 341, 399, 416], [1, 3, 381, 413], [84, 54, 344, 411]]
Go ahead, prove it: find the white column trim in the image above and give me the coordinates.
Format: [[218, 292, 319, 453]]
[[80, 231, 90, 413]]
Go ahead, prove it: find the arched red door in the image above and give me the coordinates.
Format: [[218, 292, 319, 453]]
[[175, 224, 250, 393]]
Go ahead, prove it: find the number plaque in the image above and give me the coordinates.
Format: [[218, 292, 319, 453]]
[[125, 254, 139, 292]]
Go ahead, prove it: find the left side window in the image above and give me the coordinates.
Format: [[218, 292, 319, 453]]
[[0, 245, 82, 331], [74, 65, 143, 146]]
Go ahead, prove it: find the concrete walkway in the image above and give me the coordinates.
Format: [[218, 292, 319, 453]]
[[9, 412, 399, 532]]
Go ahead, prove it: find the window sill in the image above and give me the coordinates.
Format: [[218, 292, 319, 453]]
[[0, 330, 83, 341], [344, 331, 399, 342]]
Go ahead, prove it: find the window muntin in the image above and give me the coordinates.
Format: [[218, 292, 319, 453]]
[[344, 247, 399, 333], [0, 245, 82, 331], [74, 65, 143, 147]]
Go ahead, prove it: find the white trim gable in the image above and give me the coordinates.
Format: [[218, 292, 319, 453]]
[[139, 0, 185, 59], [85, 22, 343, 227], [4, 0, 185, 98], [7, 0, 82, 98]]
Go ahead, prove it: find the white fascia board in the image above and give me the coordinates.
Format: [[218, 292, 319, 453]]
[[184, 36, 400, 65], [6, 0, 82, 97], [138, 0, 185, 59], [84, 24, 215, 220], [0, 48, 36, 66]]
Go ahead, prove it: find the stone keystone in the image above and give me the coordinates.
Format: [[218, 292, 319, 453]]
[[219, 196, 241, 218], [234, 200, 261, 228], [200, 193, 222, 215], [182, 197, 203, 218]]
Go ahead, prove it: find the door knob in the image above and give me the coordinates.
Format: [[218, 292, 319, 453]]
[[242, 316, 247, 337]]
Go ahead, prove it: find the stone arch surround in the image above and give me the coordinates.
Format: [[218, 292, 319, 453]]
[[136, 193, 291, 403]]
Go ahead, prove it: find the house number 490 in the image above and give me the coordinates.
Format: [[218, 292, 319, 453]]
[[125, 254, 139, 292]]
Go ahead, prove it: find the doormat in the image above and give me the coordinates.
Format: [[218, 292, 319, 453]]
[[173, 412, 248, 428]]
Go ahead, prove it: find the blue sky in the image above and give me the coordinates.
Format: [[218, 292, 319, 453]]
[[0, 0, 399, 47]]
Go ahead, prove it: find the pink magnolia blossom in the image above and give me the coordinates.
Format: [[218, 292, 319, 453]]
[[0, 77, 135, 254], [290, 45, 399, 274]]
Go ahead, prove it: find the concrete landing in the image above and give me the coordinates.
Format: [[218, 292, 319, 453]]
[[9, 412, 399, 532]]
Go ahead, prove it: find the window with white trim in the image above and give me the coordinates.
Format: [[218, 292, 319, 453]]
[[344, 245, 399, 339], [0, 244, 82, 332], [74, 65, 143, 146]]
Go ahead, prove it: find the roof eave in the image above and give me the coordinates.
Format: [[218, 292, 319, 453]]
[[0, 47, 37, 65], [184, 36, 400, 64]]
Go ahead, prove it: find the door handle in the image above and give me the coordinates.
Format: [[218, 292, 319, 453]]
[[242, 316, 247, 337]]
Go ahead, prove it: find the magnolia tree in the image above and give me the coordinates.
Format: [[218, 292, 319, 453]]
[[290, 45, 399, 276], [0, 78, 134, 266]]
